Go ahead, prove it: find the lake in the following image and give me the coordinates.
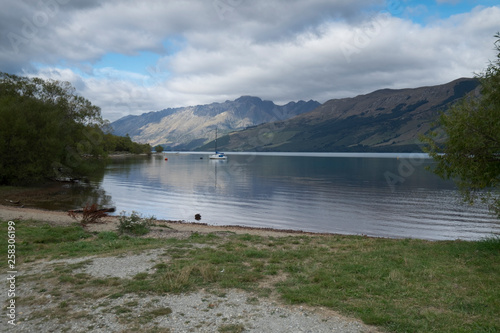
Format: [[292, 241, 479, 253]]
[[96, 152, 499, 241]]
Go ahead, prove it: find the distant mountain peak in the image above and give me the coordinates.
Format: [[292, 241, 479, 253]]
[[111, 96, 320, 150], [235, 95, 263, 102]]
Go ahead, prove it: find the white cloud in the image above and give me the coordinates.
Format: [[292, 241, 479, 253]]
[[1, 1, 498, 121]]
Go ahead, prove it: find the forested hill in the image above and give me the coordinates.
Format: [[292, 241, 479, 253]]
[[199, 78, 480, 152]]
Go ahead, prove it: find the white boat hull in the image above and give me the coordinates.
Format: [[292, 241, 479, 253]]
[[209, 153, 227, 160]]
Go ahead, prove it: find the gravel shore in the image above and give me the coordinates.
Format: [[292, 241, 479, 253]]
[[1, 205, 381, 332], [3, 251, 380, 333], [0, 204, 327, 237]]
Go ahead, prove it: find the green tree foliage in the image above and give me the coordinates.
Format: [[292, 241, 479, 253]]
[[102, 133, 151, 154], [0, 73, 107, 184], [0, 73, 150, 185], [154, 145, 164, 153], [422, 33, 500, 217]]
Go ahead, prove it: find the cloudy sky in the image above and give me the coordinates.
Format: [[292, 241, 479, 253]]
[[1, 0, 499, 121]]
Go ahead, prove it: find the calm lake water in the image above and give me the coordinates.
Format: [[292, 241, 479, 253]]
[[95, 152, 499, 241]]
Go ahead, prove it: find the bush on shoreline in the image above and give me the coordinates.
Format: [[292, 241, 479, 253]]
[[117, 211, 155, 235]]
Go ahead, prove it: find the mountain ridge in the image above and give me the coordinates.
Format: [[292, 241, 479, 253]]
[[198, 78, 480, 152], [111, 97, 321, 149]]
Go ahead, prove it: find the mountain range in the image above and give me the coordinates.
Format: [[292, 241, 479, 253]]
[[111, 96, 320, 150], [197, 78, 480, 152], [111, 78, 480, 152]]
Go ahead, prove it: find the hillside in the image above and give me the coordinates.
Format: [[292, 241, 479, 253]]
[[111, 97, 320, 149], [199, 78, 480, 152]]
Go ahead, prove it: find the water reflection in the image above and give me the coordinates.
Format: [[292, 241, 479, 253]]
[[98, 153, 499, 240]]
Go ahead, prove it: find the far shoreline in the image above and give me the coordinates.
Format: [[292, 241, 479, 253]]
[[163, 151, 432, 159]]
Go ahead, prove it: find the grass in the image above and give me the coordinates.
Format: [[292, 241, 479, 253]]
[[218, 323, 245, 333], [2, 219, 166, 262], [1, 219, 499, 332]]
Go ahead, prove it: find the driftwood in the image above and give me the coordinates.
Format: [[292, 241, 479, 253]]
[[69, 207, 116, 214], [5, 199, 21, 205], [52, 177, 85, 183], [68, 204, 115, 227]]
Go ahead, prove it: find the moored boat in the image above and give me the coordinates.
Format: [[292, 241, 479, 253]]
[[209, 128, 227, 160]]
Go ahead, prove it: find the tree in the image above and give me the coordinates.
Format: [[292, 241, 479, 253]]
[[422, 33, 500, 217], [154, 145, 164, 153], [0, 73, 106, 185]]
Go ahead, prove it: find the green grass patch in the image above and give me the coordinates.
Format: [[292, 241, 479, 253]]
[[1, 219, 499, 332], [218, 323, 245, 333], [0, 220, 166, 264], [143, 307, 172, 318]]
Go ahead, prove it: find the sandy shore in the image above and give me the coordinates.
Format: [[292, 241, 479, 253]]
[[0, 204, 327, 238]]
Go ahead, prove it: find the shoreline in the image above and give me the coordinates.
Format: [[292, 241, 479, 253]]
[[2, 204, 496, 242], [0, 204, 338, 238]]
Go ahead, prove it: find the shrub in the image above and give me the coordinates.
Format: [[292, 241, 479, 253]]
[[117, 211, 155, 236], [68, 203, 108, 228]]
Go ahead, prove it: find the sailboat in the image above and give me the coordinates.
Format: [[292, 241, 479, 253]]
[[209, 128, 227, 160]]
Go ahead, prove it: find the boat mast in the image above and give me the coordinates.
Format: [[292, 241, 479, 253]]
[[214, 127, 218, 153]]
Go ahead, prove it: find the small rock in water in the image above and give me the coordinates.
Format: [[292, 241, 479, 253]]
[[195, 214, 201, 221]]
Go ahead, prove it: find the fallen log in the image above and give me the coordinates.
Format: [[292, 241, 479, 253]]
[[69, 207, 116, 214], [5, 199, 21, 205]]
